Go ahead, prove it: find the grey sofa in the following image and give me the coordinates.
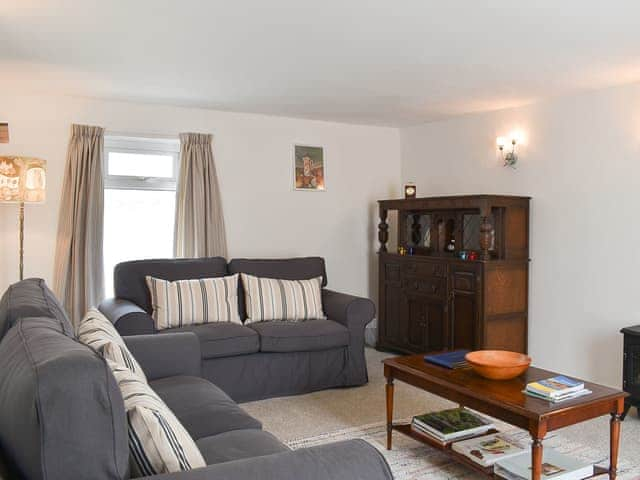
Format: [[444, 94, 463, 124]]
[[0, 279, 393, 480], [98, 257, 374, 402]]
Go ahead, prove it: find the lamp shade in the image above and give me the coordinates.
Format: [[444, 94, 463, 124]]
[[0, 156, 46, 204]]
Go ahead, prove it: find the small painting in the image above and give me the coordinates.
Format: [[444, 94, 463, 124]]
[[0, 123, 8, 143], [294, 144, 325, 191]]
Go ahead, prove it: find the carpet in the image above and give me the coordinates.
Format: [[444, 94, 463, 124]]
[[286, 420, 640, 479]]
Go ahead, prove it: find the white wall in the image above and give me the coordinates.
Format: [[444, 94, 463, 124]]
[[401, 82, 640, 387], [0, 94, 401, 306]]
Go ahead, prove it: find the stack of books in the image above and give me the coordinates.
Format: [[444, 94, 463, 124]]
[[525, 376, 592, 403], [411, 407, 493, 445], [494, 448, 594, 480]]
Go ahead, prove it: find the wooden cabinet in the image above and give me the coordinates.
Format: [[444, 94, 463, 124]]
[[377, 195, 530, 354]]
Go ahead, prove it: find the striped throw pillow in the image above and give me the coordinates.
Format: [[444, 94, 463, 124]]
[[77, 309, 147, 382], [145, 274, 241, 330], [76, 308, 122, 345], [108, 362, 205, 476], [240, 273, 326, 323]]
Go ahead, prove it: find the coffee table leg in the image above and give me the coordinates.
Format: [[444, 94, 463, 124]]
[[531, 438, 543, 480], [610, 399, 623, 479], [386, 377, 394, 450]]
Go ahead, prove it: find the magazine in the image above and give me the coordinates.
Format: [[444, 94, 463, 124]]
[[452, 433, 528, 467]]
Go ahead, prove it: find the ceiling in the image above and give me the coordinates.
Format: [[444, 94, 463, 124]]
[[2, 1, 640, 126]]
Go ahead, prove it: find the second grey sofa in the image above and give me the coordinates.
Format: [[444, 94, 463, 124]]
[[99, 257, 374, 402], [0, 279, 393, 480]]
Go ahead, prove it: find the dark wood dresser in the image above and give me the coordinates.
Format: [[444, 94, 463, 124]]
[[377, 195, 530, 354]]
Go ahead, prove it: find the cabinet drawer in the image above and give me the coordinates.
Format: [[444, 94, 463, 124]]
[[402, 261, 446, 279], [452, 271, 475, 292], [403, 277, 446, 298]]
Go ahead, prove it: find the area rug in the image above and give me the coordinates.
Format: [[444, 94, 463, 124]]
[[286, 420, 640, 479]]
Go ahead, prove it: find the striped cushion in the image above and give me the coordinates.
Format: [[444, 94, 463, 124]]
[[108, 362, 206, 476], [240, 273, 326, 323], [77, 308, 147, 382], [145, 274, 241, 330], [76, 308, 122, 345]]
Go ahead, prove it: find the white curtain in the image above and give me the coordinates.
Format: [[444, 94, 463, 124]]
[[53, 124, 105, 325], [174, 133, 227, 258]]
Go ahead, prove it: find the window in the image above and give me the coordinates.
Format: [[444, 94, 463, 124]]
[[103, 135, 180, 296]]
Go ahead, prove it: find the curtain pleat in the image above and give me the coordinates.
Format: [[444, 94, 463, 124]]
[[53, 124, 105, 325], [174, 133, 227, 258]]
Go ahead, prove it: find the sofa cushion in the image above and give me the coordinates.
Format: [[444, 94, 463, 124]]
[[240, 274, 326, 323], [150, 376, 262, 440], [115, 257, 229, 313], [0, 317, 128, 480], [77, 308, 147, 382], [146, 274, 242, 330], [0, 278, 74, 340], [228, 257, 327, 320], [160, 323, 259, 359], [248, 319, 349, 353], [109, 363, 205, 476], [196, 430, 288, 465]]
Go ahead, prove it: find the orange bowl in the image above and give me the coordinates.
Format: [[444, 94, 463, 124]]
[[465, 350, 531, 380]]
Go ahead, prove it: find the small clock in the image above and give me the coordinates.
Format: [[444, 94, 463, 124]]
[[404, 183, 416, 199]]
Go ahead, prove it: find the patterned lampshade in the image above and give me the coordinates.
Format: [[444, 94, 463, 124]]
[[0, 156, 47, 204]]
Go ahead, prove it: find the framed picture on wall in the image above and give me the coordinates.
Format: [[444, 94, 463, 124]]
[[293, 144, 325, 191]]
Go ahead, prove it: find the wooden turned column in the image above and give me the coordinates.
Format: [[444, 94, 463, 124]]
[[479, 216, 492, 260], [378, 208, 389, 253]]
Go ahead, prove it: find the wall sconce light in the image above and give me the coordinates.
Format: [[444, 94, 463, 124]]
[[496, 136, 519, 168]]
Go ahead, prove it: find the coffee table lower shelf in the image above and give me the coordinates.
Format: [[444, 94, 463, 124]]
[[392, 423, 610, 479]]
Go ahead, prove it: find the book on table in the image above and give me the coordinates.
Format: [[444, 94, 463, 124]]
[[451, 433, 529, 467], [494, 448, 594, 480], [411, 407, 494, 443], [524, 388, 593, 403], [424, 350, 470, 369], [526, 376, 585, 399]]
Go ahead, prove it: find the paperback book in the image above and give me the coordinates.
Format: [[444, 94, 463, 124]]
[[524, 388, 593, 403], [412, 407, 494, 442], [494, 449, 593, 480], [451, 433, 528, 467]]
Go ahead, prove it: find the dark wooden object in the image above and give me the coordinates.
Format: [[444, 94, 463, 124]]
[[621, 325, 640, 419], [377, 195, 530, 354], [384, 353, 627, 480]]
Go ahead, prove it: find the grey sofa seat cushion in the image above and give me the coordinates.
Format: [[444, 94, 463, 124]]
[[248, 319, 349, 353], [0, 317, 128, 480], [0, 278, 74, 340], [150, 376, 262, 440], [114, 257, 229, 313], [160, 323, 259, 359], [196, 430, 289, 465]]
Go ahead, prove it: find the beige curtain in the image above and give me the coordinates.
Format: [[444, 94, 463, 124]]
[[53, 124, 105, 325], [174, 133, 227, 258]]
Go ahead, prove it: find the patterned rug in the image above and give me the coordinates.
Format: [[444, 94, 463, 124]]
[[286, 420, 640, 479]]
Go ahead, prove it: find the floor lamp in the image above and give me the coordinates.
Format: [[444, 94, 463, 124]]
[[0, 156, 47, 281]]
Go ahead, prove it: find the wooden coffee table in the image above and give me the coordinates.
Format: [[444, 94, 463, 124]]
[[384, 353, 628, 480]]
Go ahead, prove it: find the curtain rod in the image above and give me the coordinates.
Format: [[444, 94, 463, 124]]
[[105, 130, 180, 140]]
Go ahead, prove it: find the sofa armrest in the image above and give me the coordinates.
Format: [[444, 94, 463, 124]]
[[141, 439, 393, 480], [99, 298, 155, 335], [322, 289, 375, 331], [124, 333, 201, 380]]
